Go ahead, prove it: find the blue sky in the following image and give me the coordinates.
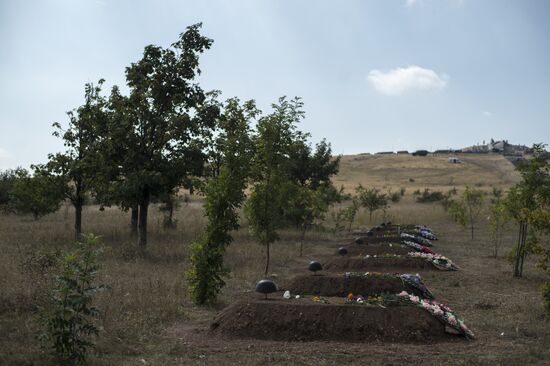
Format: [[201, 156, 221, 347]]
[[1, 0, 549, 169]]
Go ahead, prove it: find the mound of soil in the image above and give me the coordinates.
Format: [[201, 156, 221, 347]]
[[354, 236, 402, 245], [323, 257, 434, 272], [284, 274, 426, 298], [340, 243, 411, 257], [211, 295, 454, 342]]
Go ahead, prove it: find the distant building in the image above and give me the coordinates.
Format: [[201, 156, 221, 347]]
[[397, 150, 409, 154]]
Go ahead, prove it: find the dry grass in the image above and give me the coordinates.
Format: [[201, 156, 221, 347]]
[[1, 154, 549, 365], [335, 153, 521, 193]]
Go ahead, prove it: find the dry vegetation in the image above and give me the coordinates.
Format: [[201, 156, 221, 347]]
[[1, 154, 549, 365]]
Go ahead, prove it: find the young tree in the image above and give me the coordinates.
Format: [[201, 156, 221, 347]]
[[9, 166, 65, 219], [46, 80, 109, 240], [505, 144, 550, 277], [463, 186, 485, 239], [488, 196, 510, 257], [334, 197, 361, 233], [106, 23, 215, 248], [447, 186, 484, 239], [285, 139, 341, 255], [188, 98, 256, 305], [356, 185, 388, 222], [246, 96, 304, 276]]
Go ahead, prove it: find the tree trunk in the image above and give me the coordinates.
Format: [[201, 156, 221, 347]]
[[264, 242, 270, 277], [299, 225, 307, 257], [74, 201, 82, 241], [137, 192, 150, 249], [470, 223, 474, 240], [514, 222, 527, 277], [130, 206, 138, 234]]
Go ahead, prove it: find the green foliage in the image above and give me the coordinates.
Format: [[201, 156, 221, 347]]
[[0, 168, 22, 210], [283, 138, 341, 254], [387, 189, 401, 203], [37, 234, 106, 365], [9, 167, 65, 219], [462, 185, 485, 239], [356, 185, 388, 222], [47, 80, 109, 239], [104, 23, 215, 247], [188, 98, 256, 305], [415, 188, 444, 203], [333, 198, 361, 233], [245, 96, 304, 276], [448, 200, 466, 226], [488, 198, 511, 257], [504, 144, 550, 278]]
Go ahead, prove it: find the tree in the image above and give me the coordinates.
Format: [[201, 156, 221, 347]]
[[188, 98, 257, 305], [9, 166, 65, 219], [463, 186, 485, 239], [356, 185, 388, 222], [245, 96, 304, 276], [285, 139, 341, 255], [505, 144, 550, 277], [0, 168, 20, 211], [488, 198, 510, 258], [106, 23, 215, 248], [334, 197, 361, 233], [46, 80, 109, 240]]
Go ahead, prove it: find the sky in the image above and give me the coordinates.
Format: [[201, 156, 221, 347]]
[[1, 0, 549, 169]]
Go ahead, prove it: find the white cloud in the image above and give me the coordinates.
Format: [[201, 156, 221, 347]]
[[367, 66, 448, 96], [405, 0, 420, 7]]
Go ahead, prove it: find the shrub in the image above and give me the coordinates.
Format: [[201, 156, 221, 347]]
[[388, 190, 401, 203], [37, 234, 106, 365], [415, 188, 444, 203], [399, 187, 406, 196]]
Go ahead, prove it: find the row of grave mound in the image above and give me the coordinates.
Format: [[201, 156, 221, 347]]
[[210, 223, 470, 343]]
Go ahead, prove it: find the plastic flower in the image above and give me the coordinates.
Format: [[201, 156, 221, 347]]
[[398, 291, 409, 297], [347, 293, 353, 301], [410, 295, 420, 304]]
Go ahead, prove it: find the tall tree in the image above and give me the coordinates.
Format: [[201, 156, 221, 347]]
[[246, 96, 304, 276], [47, 80, 109, 240], [107, 23, 215, 248], [188, 97, 257, 305]]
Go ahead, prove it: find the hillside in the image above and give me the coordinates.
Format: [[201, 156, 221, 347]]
[[334, 153, 521, 192]]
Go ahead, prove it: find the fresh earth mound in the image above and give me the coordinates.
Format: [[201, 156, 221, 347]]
[[354, 235, 402, 244], [324, 256, 434, 271], [340, 243, 410, 256], [284, 274, 426, 297], [210, 295, 454, 342]]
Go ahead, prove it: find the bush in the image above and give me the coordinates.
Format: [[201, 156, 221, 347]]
[[388, 190, 401, 203], [415, 188, 444, 203], [399, 187, 406, 196], [37, 234, 106, 365]]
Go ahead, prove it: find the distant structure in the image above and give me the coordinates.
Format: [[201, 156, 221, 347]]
[[396, 150, 409, 154], [448, 157, 461, 164], [461, 139, 532, 155]]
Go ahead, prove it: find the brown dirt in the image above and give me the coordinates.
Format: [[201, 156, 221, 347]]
[[353, 235, 403, 244], [283, 274, 426, 298], [210, 294, 457, 342], [339, 242, 411, 257], [323, 256, 434, 272]]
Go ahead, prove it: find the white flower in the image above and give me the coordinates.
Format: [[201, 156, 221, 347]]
[[283, 290, 291, 299], [295, 295, 300, 299]]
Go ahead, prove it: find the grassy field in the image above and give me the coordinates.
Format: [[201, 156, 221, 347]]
[[1, 154, 549, 365]]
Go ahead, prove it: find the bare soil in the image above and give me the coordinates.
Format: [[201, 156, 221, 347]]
[[323, 256, 435, 272], [283, 274, 426, 298], [210, 294, 457, 343]]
